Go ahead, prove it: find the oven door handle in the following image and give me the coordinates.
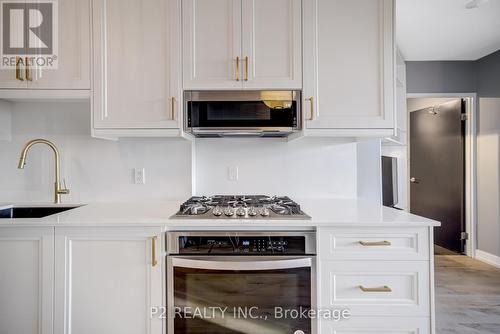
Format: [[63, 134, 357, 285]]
[[171, 256, 312, 271]]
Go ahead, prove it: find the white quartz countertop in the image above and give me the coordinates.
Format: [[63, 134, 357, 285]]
[[0, 199, 440, 228]]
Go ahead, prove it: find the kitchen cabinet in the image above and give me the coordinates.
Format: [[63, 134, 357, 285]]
[[54, 227, 164, 334], [317, 226, 434, 333], [320, 317, 430, 334], [182, 0, 302, 90], [92, 0, 181, 136], [0, 227, 54, 334], [303, 0, 395, 135], [0, 0, 91, 90]]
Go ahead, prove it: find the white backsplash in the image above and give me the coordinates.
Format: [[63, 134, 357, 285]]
[[194, 138, 358, 199], [0, 102, 378, 203], [0, 102, 192, 203]]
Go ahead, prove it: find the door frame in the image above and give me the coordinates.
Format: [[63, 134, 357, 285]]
[[407, 93, 477, 257]]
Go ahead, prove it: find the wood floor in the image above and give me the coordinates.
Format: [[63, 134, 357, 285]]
[[435, 254, 500, 333]]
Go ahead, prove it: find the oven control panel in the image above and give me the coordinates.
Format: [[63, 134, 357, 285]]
[[176, 235, 308, 255]]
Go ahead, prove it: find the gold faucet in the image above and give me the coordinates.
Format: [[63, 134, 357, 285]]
[[18, 139, 70, 204]]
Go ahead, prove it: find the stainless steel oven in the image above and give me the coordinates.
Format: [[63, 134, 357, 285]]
[[183, 90, 302, 137], [166, 231, 316, 334]]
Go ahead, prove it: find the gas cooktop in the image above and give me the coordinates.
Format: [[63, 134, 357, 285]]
[[172, 195, 311, 220]]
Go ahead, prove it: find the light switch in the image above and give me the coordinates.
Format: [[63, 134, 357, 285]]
[[134, 168, 146, 184], [228, 166, 239, 181]]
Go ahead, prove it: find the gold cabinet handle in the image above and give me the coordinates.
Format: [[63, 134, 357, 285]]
[[359, 285, 392, 292], [151, 236, 158, 267], [306, 97, 314, 120], [235, 57, 240, 81], [25, 57, 32, 81], [170, 97, 176, 120], [244, 56, 249, 81], [359, 240, 391, 246], [15, 57, 24, 81]]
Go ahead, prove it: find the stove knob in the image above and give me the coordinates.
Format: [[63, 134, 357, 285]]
[[224, 207, 235, 216], [248, 207, 258, 217], [212, 206, 223, 217], [260, 207, 270, 217], [236, 207, 246, 217]]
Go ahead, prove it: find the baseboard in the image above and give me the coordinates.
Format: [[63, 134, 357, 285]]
[[475, 249, 500, 268]]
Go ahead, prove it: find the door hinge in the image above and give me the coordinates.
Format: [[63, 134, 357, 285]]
[[460, 232, 469, 240], [461, 113, 468, 121]]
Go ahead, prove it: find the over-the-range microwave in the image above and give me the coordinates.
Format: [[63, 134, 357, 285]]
[[183, 90, 302, 137]]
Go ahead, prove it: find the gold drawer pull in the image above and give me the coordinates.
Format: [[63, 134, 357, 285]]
[[244, 56, 249, 81], [359, 285, 392, 293], [235, 57, 240, 81], [151, 236, 158, 267], [25, 57, 32, 81], [306, 97, 314, 120], [16, 57, 24, 81], [359, 240, 391, 246], [170, 96, 176, 120]]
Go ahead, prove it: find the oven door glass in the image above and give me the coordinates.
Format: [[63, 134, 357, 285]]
[[170, 256, 312, 334], [187, 101, 298, 129]]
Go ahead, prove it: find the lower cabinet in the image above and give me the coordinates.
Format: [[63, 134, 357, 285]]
[[54, 227, 164, 334], [319, 261, 430, 317], [0, 227, 54, 334], [320, 317, 430, 334], [317, 226, 434, 334]]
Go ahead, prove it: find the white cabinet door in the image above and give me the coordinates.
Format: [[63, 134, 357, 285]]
[[320, 317, 430, 334], [27, 0, 91, 89], [0, 227, 54, 334], [319, 261, 430, 317], [318, 227, 429, 261], [54, 227, 164, 334], [303, 0, 395, 130], [241, 0, 302, 89], [182, 0, 242, 89], [0, 59, 28, 89], [0, 0, 28, 88], [93, 0, 180, 129]]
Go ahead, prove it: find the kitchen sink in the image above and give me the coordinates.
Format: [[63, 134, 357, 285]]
[[0, 206, 81, 219]]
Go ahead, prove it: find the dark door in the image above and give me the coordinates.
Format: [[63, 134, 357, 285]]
[[410, 99, 465, 253]]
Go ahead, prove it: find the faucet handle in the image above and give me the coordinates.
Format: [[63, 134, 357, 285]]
[[58, 179, 70, 194]]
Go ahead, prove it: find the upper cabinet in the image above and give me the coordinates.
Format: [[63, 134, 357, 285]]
[[182, 0, 302, 90], [303, 0, 395, 134], [92, 0, 181, 136], [182, 0, 242, 89], [0, 0, 91, 90]]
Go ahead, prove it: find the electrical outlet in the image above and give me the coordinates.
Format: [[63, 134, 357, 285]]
[[134, 168, 146, 184], [228, 166, 239, 181]]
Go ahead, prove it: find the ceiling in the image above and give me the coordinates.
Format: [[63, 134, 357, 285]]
[[396, 0, 500, 61]]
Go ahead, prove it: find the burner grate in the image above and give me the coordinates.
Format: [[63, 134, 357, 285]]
[[174, 195, 310, 219]]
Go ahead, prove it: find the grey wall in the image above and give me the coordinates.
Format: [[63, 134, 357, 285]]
[[477, 50, 500, 97], [406, 61, 477, 94], [406, 51, 500, 257]]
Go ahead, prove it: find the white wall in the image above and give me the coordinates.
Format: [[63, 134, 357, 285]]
[[194, 138, 359, 199], [477, 97, 500, 257], [0, 101, 12, 141], [357, 139, 382, 204], [0, 102, 192, 203]]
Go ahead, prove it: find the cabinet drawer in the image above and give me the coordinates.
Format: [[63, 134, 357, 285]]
[[319, 261, 430, 317], [318, 227, 429, 260], [320, 317, 430, 334]]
